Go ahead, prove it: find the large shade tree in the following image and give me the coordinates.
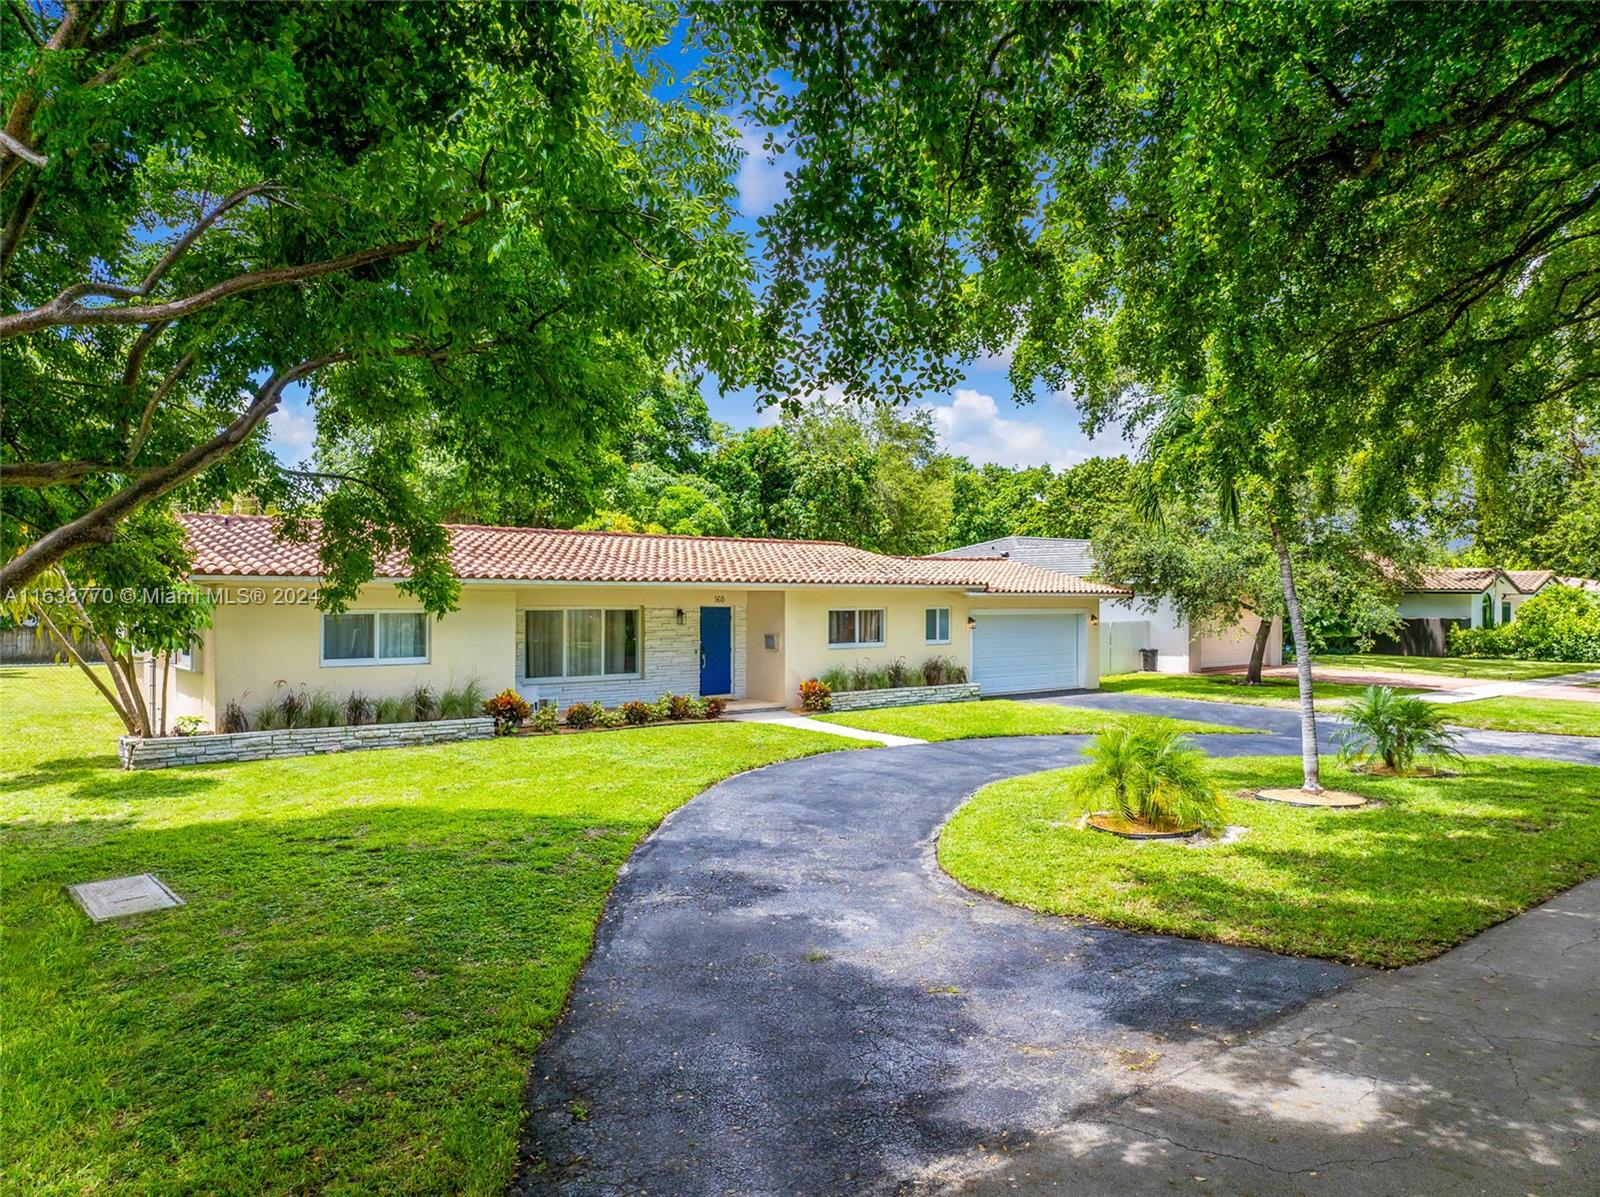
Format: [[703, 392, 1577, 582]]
[[2, 0, 753, 612], [704, 0, 1600, 791]]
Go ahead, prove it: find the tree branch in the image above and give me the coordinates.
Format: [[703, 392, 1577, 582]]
[[1, 459, 156, 487], [0, 208, 485, 340], [138, 184, 283, 295], [126, 347, 195, 464], [0, 352, 350, 592], [6, 0, 45, 48], [0, 130, 46, 167]]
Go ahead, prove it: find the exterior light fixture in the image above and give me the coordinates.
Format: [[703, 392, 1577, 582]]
[[675, 608, 685, 625], [966, 615, 977, 631]]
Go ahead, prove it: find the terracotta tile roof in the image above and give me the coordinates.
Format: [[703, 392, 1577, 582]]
[[1406, 566, 1499, 593], [179, 513, 1126, 596], [1557, 575, 1600, 593], [1504, 569, 1554, 594]]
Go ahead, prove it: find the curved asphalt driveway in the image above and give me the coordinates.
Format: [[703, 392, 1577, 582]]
[[512, 705, 1599, 1196], [511, 732, 1357, 1196]]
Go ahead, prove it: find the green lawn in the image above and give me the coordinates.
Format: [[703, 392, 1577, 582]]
[[1, 668, 850, 1195], [816, 699, 1242, 741], [1441, 697, 1600, 737], [1099, 671, 1423, 707], [939, 755, 1600, 967], [1314, 653, 1588, 681]]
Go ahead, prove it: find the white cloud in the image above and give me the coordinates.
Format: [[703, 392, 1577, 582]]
[[267, 403, 315, 463], [736, 124, 788, 217], [922, 388, 1055, 468]]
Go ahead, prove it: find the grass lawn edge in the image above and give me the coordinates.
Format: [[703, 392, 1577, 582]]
[[934, 754, 1600, 969]]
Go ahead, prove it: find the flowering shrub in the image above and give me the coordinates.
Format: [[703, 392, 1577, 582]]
[[667, 693, 697, 721], [564, 702, 601, 729], [620, 700, 652, 725], [483, 689, 533, 736], [702, 696, 726, 719], [799, 678, 832, 712], [531, 703, 559, 733]]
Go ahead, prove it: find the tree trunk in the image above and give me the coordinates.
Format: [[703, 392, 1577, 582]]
[[33, 604, 140, 734], [158, 652, 171, 736], [1245, 614, 1274, 684], [1269, 517, 1322, 793]]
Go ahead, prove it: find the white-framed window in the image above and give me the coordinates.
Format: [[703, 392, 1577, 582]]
[[321, 611, 430, 666], [173, 638, 200, 671], [924, 607, 951, 644], [827, 608, 885, 648], [524, 608, 641, 680]]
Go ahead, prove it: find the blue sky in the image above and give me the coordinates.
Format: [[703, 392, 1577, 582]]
[[266, 40, 1133, 474]]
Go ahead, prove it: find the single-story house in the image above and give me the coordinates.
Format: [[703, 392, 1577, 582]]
[[1381, 566, 1555, 655], [164, 514, 1126, 727], [931, 536, 1280, 674]]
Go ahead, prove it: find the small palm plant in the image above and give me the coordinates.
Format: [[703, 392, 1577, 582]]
[[1337, 685, 1462, 776], [1069, 720, 1226, 833]]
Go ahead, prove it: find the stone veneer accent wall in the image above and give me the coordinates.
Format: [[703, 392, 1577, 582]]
[[515, 605, 745, 708], [119, 717, 495, 770], [826, 682, 979, 712]]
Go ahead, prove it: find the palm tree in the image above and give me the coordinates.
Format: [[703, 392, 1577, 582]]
[[1070, 720, 1226, 832], [1337, 685, 1463, 775]]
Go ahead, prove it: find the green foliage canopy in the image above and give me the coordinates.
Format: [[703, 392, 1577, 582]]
[[2, 0, 754, 610]]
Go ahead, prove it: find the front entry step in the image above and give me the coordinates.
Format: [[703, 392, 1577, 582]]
[[722, 698, 786, 715]]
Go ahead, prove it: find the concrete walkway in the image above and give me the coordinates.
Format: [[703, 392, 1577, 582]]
[[512, 721, 1598, 1195], [725, 707, 928, 747], [1249, 662, 1600, 704], [949, 878, 1600, 1196]]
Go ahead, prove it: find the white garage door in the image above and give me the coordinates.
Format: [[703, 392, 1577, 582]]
[[971, 612, 1082, 695]]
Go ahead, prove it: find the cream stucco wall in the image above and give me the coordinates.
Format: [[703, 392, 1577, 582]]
[[781, 588, 1101, 701], [1193, 615, 1282, 671], [166, 579, 1103, 726], [171, 583, 515, 726], [745, 590, 787, 702]]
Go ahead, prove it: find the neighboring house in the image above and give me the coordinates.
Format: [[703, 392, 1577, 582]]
[[165, 514, 1126, 726], [930, 536, 1280, 674], [1382, 566, 1556, 656]]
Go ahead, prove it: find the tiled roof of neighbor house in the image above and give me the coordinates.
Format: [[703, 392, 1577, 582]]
[[179, 513, 1127, 595], [1406, 566, 1500, 593], [1504, 569, 1555, 594], [1557, 575, 1600, 593], [929, 535, 1099, 577]]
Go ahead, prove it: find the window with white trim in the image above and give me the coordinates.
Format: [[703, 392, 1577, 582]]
[[827, 608, 885, 648], [524, 608, 640, 680], [321, 611, 430, 665], [924, 607, 951, 644], [173, 638, 200, 671]]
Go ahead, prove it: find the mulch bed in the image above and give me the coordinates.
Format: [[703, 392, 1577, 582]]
[[1245, 787, 1368, 808], [1085, 812, 1202, 840]]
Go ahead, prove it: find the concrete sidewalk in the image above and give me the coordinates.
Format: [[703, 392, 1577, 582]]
[[724, 707, 927, 747], [1250, 662, 1600, 705], [947, 878, 1600, 1196]]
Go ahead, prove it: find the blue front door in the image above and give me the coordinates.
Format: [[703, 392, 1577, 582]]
[[699, 606, 732, 696]]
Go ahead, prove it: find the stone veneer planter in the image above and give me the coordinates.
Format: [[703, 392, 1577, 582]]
[[118, 717, 495, 770], [825, 682, 979, 712]]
